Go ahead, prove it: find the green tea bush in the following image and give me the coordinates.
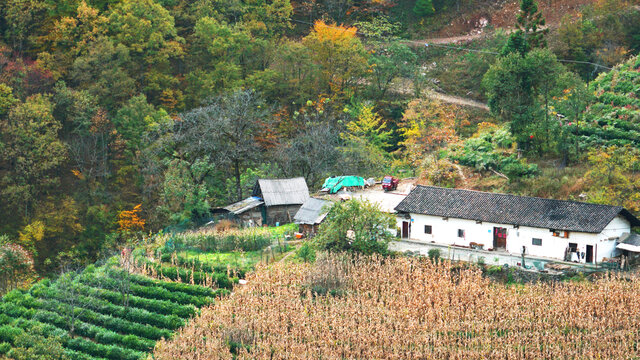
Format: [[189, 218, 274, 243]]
[[40, 285, 182, 331]]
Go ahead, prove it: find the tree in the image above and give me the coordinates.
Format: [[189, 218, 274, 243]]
[[159, 158, 212, 226], [9, 330, 68, 360], [0, 94, 67, 218], [503, 0, 548, 55], [413, 0, 434, 17], [343, 103, 392, 151], [107, 0, 183, 68], [315, 199, 395, 255], [1, 0, 52, 54], [54, 270, 84, 338], [0, 236, 35, 295], [277, 114, 342, 188], [339, 103, 392, 177], [399, 98, 463, 173], [113, 94, 171, 160], [0, 84, 17, 116], [585, 145, 640, 212], [38, 1, 108, 78], [302, 20, 368, 94], [173, 90, 271, 202], [483, 48, 565, 152], [70, 36, 136, 112], [368, 41, 417, 99]]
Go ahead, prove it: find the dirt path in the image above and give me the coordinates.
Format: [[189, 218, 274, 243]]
[[393, 78, 490, 110], [405, 31, 492, 46], [430, 92, 490, 110], [278, 249, 296, 263]]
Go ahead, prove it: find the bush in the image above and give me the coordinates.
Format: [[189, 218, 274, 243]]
[[315, 200, 395, 255], [428, 249, 441, 262], [296, 242, 316, 263]]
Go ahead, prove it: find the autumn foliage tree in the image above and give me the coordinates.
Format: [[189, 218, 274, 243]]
[[117, 204, 146, 233], [399, 98, 464, 171], [302, 20, 368, 95]]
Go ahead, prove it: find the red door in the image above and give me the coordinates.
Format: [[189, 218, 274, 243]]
[[402, 221, 410, 239], [493, 227, 507, 250]]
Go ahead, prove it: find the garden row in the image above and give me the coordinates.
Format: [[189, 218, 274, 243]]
[[0, 258, 222, 360]]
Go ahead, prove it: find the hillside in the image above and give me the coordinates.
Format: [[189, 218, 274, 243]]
[[2, 0, 640, 357]]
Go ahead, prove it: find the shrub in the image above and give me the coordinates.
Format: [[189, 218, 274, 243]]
[[296, 242, 316, 263], [428, 249, 441, 262], [315, 200, 395, 255]]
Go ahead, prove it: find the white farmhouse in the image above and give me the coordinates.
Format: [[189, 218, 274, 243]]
[[394, 186, 640, 264]]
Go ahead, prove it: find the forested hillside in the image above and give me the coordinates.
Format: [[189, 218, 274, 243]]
[[1, 0, 640, 281]]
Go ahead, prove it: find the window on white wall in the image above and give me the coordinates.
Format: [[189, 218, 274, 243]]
[[424, 225, 432, 234], [458, 229, 465, 238], [532, 238, 542, 246]]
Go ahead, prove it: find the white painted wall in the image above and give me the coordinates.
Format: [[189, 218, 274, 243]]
[[397, 214, 630, 263]]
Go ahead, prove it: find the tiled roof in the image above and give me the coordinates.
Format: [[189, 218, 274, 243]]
[[395, 185, 640, 233]]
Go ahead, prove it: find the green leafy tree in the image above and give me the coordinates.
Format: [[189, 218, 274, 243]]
[[1, 0, 52, 54], [483, 49, 565, 152], [340, 103, 392, 176], [160, 158, 212, 226], [70, 36, 137, 112], [502, 0, 548, 55], [107, 0, 183, 67], [315, 199, 395, 255], [113, 94, 172, 159], [0, 84, 18, 116], [0, 94, 67, 218], [368, 41, 417, 99], [413, 0, 434, 17], [8, 330, 68, 360]]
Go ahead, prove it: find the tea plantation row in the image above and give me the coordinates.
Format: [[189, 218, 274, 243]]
[[0, 259, 229, 360]]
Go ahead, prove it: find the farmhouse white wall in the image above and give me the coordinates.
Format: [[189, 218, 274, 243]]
[[397, 214, 630, 263]]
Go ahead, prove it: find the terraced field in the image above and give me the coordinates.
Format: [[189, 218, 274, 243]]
[[0, 258, 228, 360]]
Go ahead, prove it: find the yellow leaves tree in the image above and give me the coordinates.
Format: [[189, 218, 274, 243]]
[[38, 1, 108, 78], [302, 20, 368, 95], [118, 204, 145, 233], [585, 145, 640, 212], [399, 98, 466, 170]]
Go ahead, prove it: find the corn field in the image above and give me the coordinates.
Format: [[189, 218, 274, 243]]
[[154, 254, 640, 359]]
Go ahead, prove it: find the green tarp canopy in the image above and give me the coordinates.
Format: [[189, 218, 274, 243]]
[[322, 176, 365, 194]]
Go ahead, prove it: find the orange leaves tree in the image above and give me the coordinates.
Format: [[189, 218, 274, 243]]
[[302, 20, 368, 95], [118, 204, 145, 234]]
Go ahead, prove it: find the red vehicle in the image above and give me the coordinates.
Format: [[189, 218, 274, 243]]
[[382, 176, 399, 192]]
